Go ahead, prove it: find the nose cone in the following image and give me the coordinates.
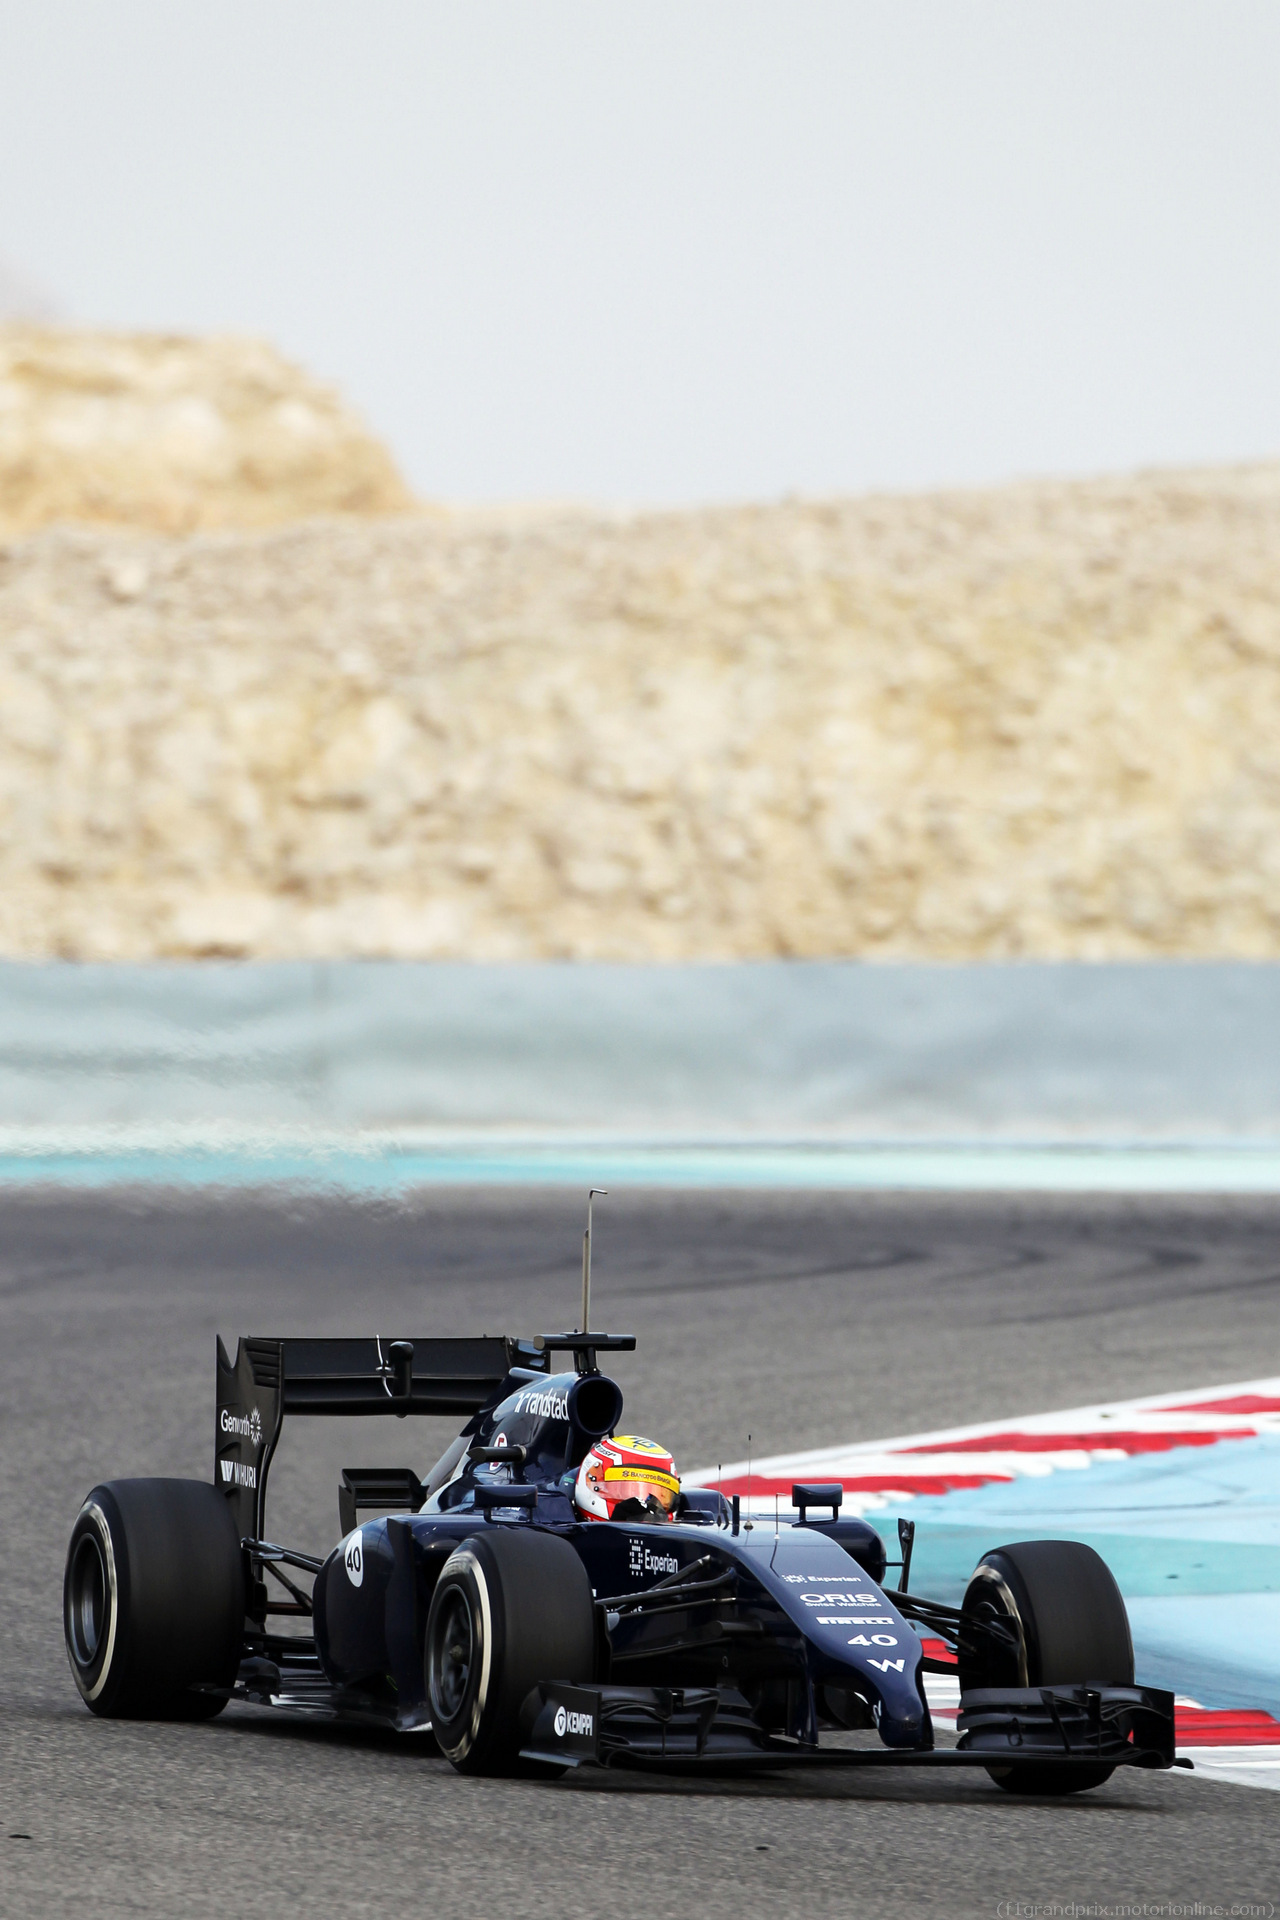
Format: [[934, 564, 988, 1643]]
[[761, 1525, 932, 1747], [874, 1665, 930, 1747]]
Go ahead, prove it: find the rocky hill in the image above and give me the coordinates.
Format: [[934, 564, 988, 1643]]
[[1, 444, 1278, 959], [0, 328, 413, 534]]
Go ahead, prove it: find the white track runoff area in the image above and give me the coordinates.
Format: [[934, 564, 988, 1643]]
[[687, 1378, 1280, 1791]]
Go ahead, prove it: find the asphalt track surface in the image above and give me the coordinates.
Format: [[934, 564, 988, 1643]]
[[3, 1186, 1279, 1919]]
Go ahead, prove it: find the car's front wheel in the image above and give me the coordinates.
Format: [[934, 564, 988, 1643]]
[[424, 1525, 595, 1776], [959, 1538, 1134, 1795], [64, 1479, 244, 1719]]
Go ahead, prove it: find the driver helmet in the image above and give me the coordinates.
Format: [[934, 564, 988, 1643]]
[[575, 1434, 680, 1522]]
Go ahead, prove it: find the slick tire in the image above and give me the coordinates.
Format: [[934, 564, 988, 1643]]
[[425, 1526, 595, 1777], [64, 1479, 244, 1720], [959, 1539, 1134, 1795]]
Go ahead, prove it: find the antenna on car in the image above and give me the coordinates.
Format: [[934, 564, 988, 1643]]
[[580, 1188, 607, 1334]]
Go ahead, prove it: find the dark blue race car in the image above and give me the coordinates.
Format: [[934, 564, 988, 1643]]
[[64, 1322, 1181, 1791]]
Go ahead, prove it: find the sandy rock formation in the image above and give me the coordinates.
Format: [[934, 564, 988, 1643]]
[[0, 328, 414, 534], [1, 465, 1279, 960]]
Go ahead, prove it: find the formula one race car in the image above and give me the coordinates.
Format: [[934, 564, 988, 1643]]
[[64, 1323, 1181, 1792]]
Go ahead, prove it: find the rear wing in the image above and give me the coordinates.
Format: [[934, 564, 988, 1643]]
[[215, 1333, 549, 1539]]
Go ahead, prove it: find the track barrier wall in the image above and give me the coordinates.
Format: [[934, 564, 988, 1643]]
[[2, 958, 1280, 1136]]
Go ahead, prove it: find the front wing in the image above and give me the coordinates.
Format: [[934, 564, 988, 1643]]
[[521, 1680, 1181, 1774]]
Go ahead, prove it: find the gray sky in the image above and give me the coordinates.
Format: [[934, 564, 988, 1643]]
[[2, 2, 1278, 504]]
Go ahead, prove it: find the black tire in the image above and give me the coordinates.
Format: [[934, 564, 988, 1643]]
[[425, 1526, 596, 1777], [959, 1539, 1134, 1795], [64, 1479, 244, 1720]]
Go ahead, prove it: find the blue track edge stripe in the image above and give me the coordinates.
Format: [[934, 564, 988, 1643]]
[[5, 1139, 1280, 1190]]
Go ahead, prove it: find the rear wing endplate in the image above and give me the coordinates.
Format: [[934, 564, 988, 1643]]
[[215, 1333, 548, 1539]]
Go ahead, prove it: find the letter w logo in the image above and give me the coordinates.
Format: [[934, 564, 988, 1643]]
[[868, 1657, 905, 1673], [220, 1460, 234, 1484]]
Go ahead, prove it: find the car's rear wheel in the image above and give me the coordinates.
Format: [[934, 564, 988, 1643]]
[[424, 1526, 595, 1777], [64, 1479, 244, 1719], [959, 1539, 1134, 1795]]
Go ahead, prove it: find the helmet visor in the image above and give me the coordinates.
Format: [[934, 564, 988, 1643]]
[[602, 1466, 680, 1514]]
